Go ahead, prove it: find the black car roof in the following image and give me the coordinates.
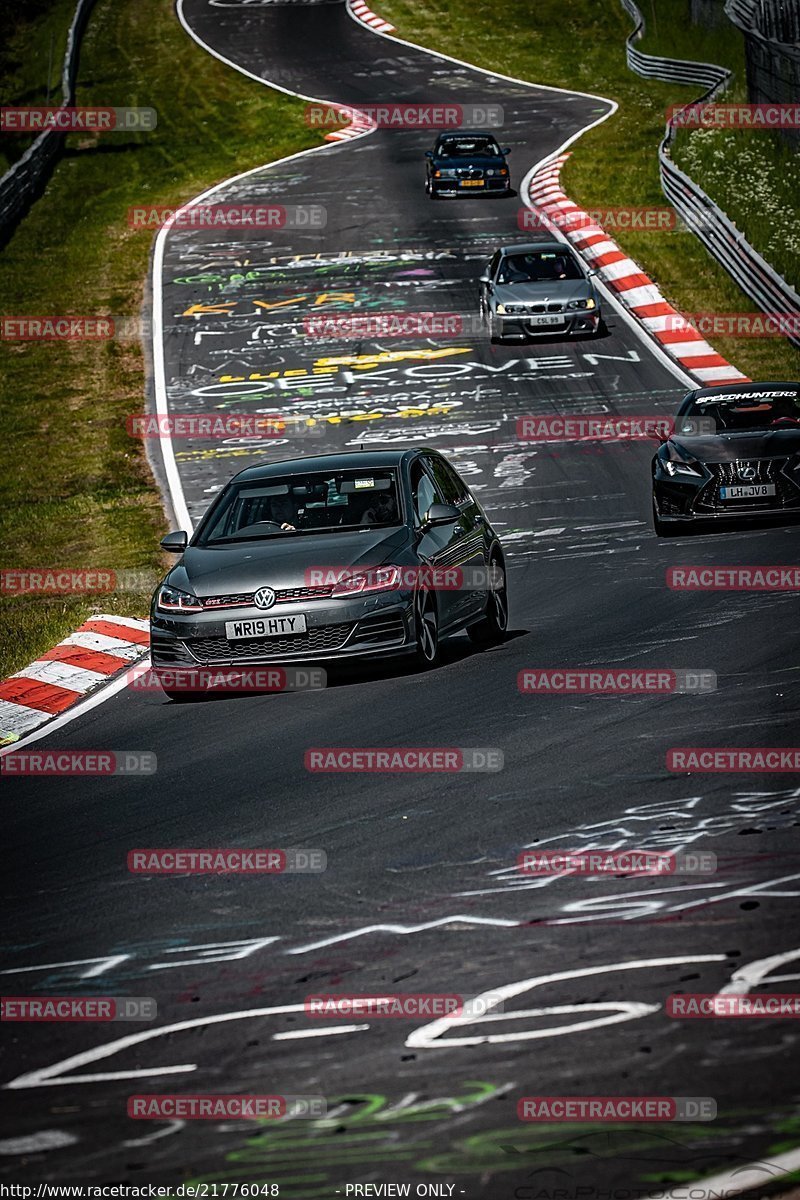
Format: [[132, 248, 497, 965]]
[[436, 129, 498, 138], [231, 448, 437, 483], [689, 380, 800, 400], [498, 242, 572, 256]]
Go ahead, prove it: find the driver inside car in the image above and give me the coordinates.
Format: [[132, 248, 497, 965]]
[[361, 490, 398, 524], [268, 493, 299, 531]]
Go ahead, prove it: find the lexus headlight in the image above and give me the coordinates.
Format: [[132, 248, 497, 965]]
[[664, 459, 703, 478], [157, 584, 204, 612]]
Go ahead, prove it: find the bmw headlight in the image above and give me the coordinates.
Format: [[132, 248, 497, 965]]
[[157, 584, 204, 612], [435, 169, 457, 179], [567, 298, 596, 310], [497, 304, 522, 315]]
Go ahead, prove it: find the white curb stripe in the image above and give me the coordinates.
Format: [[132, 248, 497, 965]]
[[10, 661, 109, 693]]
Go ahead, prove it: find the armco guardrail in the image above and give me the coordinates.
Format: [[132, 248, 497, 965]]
[[620, 0, 800, 350], [0, 0, 97, 245]]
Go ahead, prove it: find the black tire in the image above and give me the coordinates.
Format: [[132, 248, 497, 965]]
[[468, 555, 509, 644], [413, 587, 440, 668], [488, 314, 504, 344]]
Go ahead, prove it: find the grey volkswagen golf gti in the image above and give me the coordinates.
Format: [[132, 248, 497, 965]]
[[479, 242, 602, 341], [150, 449, 508, 696]]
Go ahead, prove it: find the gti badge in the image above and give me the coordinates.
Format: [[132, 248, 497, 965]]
[[254, 586, 276, 610], [737, 464, 757, 482]]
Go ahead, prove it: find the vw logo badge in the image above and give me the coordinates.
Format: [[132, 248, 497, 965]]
[[254, 586, 276, 610], [737, 464, 757, 482]]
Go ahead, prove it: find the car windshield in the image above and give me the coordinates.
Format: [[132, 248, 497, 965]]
[[196, 469, 403, 545], [497, 251, 583, 284], [439, 137, 501, 158], [682, 390, 800, 432]]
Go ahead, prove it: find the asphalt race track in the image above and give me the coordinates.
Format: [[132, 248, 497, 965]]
[[2, 1, 799, 1195]]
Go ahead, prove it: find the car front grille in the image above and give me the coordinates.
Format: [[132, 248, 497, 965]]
[[186, 623, 354, 662], [696, 459, 800, 511], [456, 167, 484, 179], [200, 584, 335, 610], [525, 301, 565, 314]]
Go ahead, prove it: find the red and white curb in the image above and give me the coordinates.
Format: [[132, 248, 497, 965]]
[[527, 154, 750, 387], [324, 103, 377, 143], [348, 0, 395, 34], [0, 615, 149, 746]]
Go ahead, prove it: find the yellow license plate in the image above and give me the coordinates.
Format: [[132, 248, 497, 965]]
[[460, 180, 484, 187]]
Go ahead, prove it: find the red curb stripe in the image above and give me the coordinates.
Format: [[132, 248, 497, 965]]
[[39, 643, 130, 675], [0, 677, 82, 714], [610, 273, 653, 292], [678, 353, 730, 369], [629, 302, 675, 319], [587, 250, 628, 268], [655, 327, 707, 345], [79, 618, 150, 645], [571, 233, 611, 249]]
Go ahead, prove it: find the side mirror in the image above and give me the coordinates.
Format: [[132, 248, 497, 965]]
[[479, 272, 491, 285], [423, 502, 460, 528], [161, 530, 188, 553], [587, 268, 597, 277], [425, 150, 433, 159], [502, 147, 511, 155]]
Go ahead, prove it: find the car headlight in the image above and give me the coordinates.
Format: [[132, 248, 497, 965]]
[[434, 169, 457, 179], [487, 169, 505, 177], [331, 566, 403, 597], [156, 584, 204, 612], [664, 459, 703, 478], [496, 303, 508, 315], [567, 298, 596, 310], [496, 304, 523, 315]]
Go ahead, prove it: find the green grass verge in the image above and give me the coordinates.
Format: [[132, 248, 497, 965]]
[[375, 0, 800, 381], [0, 0, 323, 681], [0, 0, 81, 172], [639, 0, 800, 287]]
